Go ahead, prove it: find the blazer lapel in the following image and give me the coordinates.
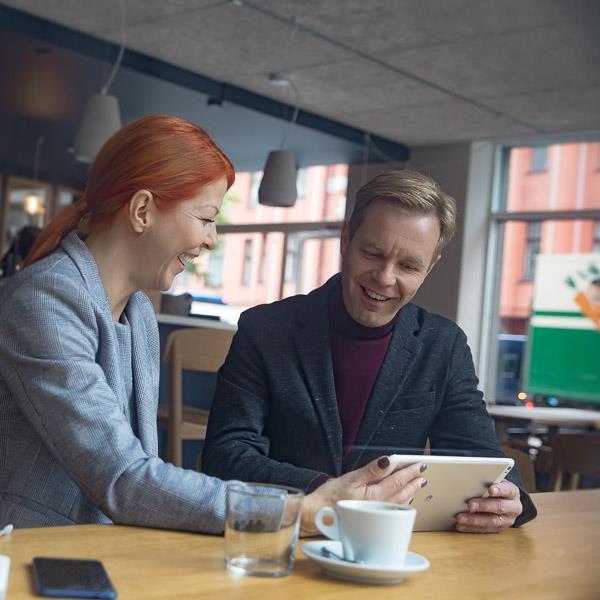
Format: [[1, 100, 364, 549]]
[[127, 295, 158, 454], [348, 305, 423, 470], [292, 279, 343, 474]]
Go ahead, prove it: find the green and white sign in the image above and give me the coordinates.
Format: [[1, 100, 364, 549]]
[[525, 254, 600, 402]]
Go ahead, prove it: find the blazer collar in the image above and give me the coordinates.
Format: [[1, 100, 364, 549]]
[[127, 294, 158, 453], [60, 230, 112, 316], [294, 275, 425, 473], [292, 275, 343, 473], [61, 231, 155, 452]]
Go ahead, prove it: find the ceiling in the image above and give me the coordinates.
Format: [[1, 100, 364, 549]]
[[2, 0, 600, 186]]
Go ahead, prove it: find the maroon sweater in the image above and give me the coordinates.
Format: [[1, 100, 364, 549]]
[[328, 282, 401, 469]]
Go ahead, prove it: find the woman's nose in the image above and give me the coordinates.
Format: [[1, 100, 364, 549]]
[[205, 224, 218, 250]]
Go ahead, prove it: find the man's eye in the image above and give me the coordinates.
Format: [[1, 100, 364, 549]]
[[199, 218, 215, 224]]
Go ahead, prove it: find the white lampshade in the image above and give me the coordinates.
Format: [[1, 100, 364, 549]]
[[258, 149, 297, 207], [73, 93, 122, 163]]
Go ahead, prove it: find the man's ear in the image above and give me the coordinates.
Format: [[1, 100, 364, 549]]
[[128, 190, 154, 233], [427, 254, 442, 275], [340, 221, 350, 257]]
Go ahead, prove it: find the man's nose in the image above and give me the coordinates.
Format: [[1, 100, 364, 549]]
[[373, 263, 396, 286]]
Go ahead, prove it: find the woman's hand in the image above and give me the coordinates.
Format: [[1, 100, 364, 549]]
[[300, 456, 427, 535]]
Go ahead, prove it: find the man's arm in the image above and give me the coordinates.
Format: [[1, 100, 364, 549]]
[[202, 315, 328, 491], [428, 327, 537, 528]]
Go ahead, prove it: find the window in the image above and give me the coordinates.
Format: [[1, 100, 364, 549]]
[[169, 164, 349, 325], [530, 146, 547, 172], [522, 221, 542, 280], [257, 233, 267, 285], [248, 172, 260, 209], [296, 168, 308, 199], [206, 241, 224, 287], [484, 141, 600, 407], [284, 233, 300, 284], [241, 239, 253, 286]]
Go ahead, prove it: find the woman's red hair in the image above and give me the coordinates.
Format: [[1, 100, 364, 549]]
[[23, 115, 235, 266]]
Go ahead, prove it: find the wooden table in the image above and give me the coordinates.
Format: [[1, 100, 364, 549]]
[[487, 405, 600, 442], [1, 491, 598, 599]]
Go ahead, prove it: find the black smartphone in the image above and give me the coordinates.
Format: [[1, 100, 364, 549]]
[[32, 557, 117, 599]]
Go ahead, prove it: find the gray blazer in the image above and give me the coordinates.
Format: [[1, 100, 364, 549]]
[[0, 232, 229, 532], [203, 275, 536, 526]]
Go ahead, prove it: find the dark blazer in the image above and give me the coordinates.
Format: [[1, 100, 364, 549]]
[[203, 275, 536, 526]]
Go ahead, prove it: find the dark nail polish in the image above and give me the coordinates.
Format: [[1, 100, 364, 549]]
[[420, 463, 428, 473], [377, 456, 390, 469], [421, 479, 428, 488]]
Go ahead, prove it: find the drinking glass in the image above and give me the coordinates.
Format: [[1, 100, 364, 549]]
[[224, 482, 304, 577]]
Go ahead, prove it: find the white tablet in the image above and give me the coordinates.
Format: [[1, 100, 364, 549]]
[[389, 455, 514, 531]]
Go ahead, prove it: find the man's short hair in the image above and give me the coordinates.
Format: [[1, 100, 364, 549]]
[[348, 170, 457, 257]]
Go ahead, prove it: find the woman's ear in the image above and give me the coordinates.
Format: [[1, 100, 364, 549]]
[[128, 190, 154, 233]]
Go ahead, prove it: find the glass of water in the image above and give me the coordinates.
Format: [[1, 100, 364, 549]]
[[225, 482, 305, 577]]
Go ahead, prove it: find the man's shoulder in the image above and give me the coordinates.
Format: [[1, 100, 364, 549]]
[[406, 303, 464, 339], [238, 280, 329, 329]]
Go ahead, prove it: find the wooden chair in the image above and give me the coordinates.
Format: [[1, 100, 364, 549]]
[[549, 432, 600, 491], [501, 443, 537, 492], [157, 327, 235, 468]]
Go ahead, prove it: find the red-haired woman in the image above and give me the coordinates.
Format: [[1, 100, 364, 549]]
[[0, 115, 414, 533]]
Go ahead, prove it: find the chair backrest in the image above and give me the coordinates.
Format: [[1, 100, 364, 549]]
[[549, 432, 600, 491], [501, 443, 537, 493], [163, 326, 236, 373], [162, 327, 235, 464]]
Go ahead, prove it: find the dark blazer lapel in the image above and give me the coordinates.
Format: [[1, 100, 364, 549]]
[[348, 305, 423, 470], [292, 279, 343, 474]]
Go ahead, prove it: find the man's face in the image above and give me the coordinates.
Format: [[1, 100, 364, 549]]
[[340, 201, 441, 327]]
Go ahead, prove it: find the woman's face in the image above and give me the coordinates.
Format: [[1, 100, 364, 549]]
[[146, 177, 227, 291]]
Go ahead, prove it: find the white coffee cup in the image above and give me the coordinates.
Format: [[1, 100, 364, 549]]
[[315, 500, 416, 567]]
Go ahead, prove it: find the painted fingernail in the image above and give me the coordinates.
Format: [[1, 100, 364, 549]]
[[421, 478, 428, 488], [470, 502, 479, 512], [377, 457, 390, 469], [420, 463, 428, 473], [409, 498, 414, 505]]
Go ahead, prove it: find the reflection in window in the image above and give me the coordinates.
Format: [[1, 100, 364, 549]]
[[530, 146, 547, 172], [241, 239, 253, 286], [206, 241, 224, 287], [523, 221, 542, 279]]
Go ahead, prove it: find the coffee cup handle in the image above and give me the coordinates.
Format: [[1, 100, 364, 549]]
[[315, 507, 340, 540]]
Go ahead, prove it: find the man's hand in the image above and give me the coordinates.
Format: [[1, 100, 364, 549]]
[[455, 480, 522, 533], [300, 456, 427, 535]]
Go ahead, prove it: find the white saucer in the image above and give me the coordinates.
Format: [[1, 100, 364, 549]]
[[301, 540, 430, 585]]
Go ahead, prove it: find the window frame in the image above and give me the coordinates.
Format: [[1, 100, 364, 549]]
[[477, 140, 600, 403]]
